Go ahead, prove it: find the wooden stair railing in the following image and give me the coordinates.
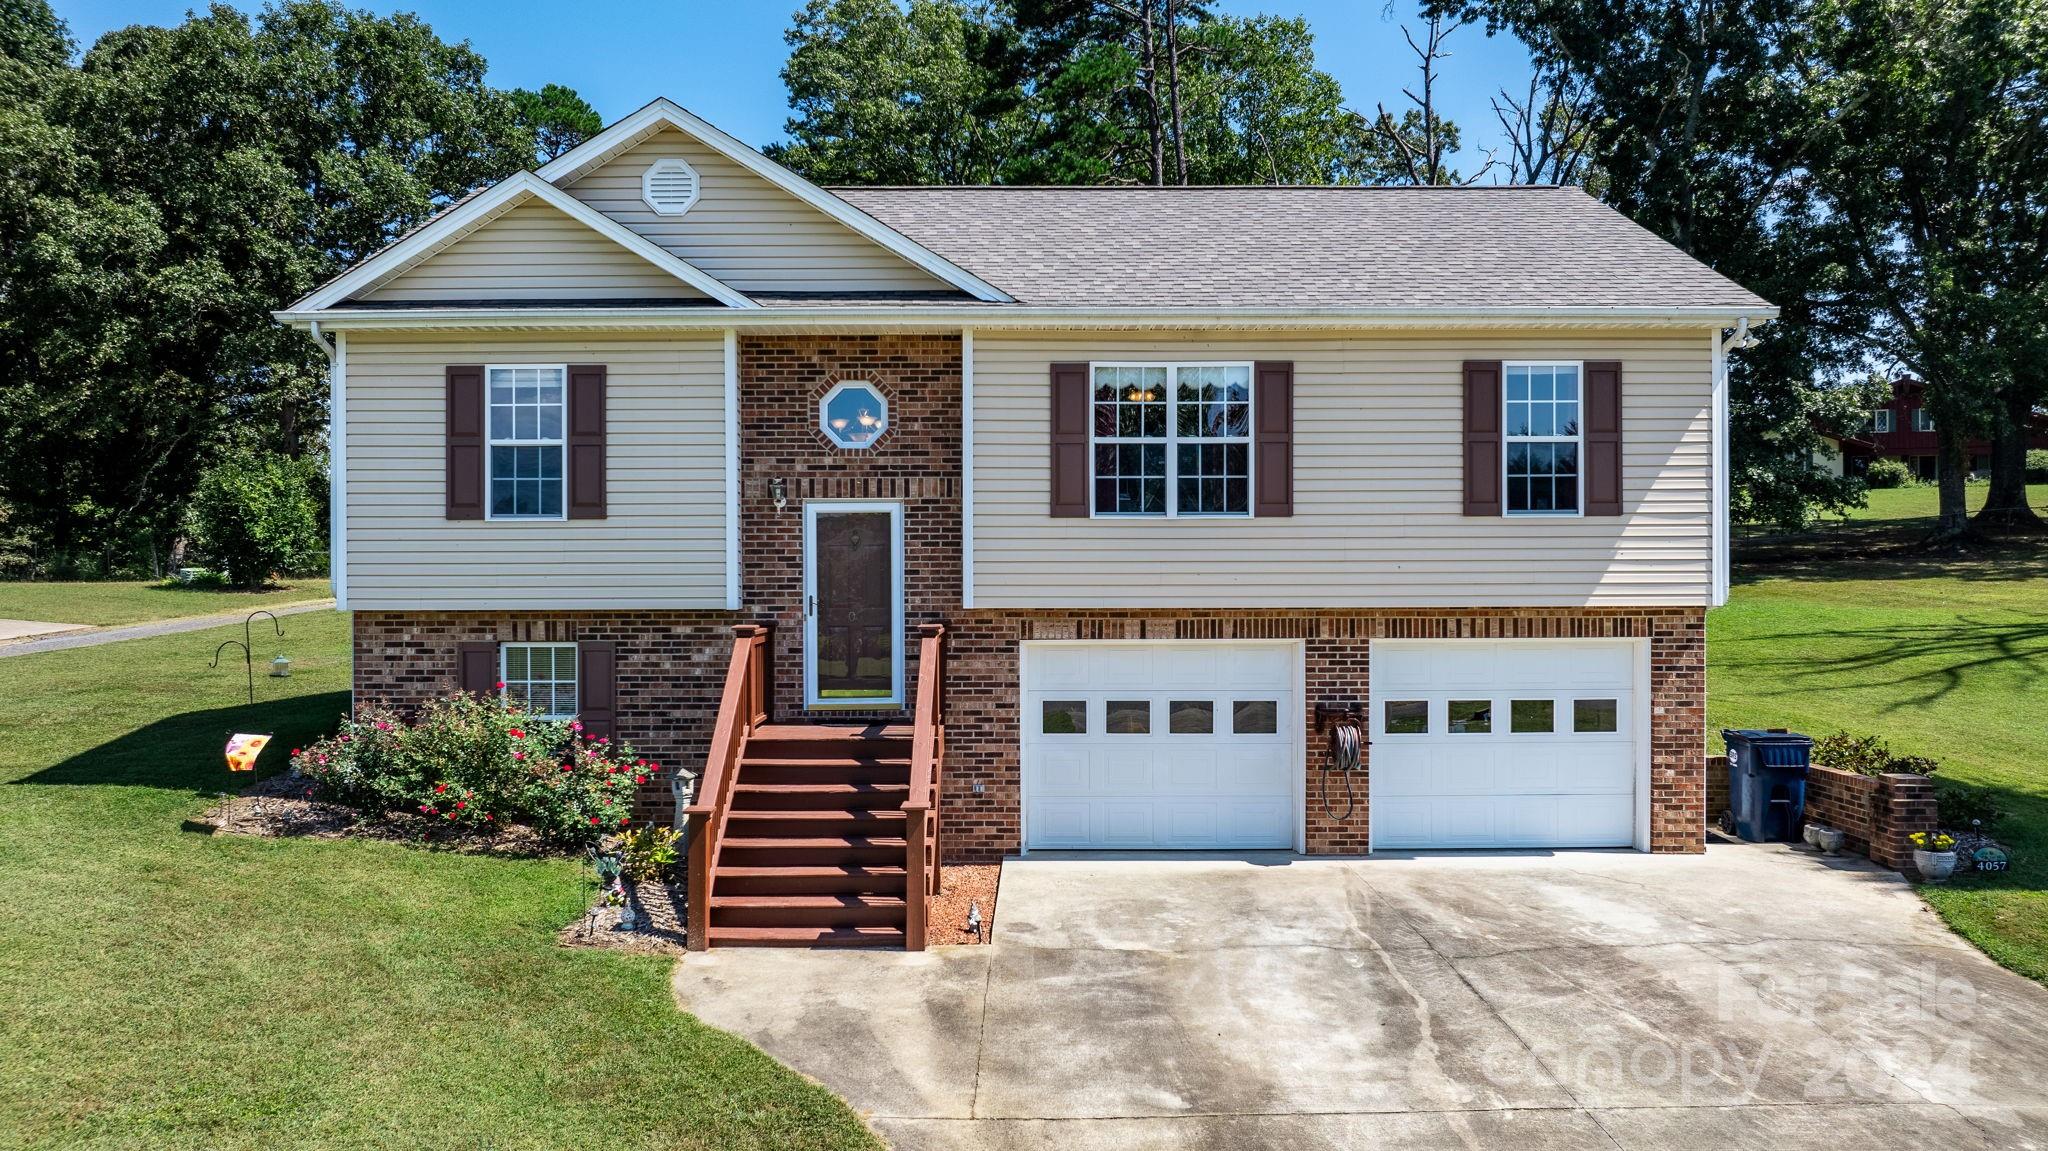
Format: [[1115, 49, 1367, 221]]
[[902, 623, 946, 952], [686, 623, 770, 951]]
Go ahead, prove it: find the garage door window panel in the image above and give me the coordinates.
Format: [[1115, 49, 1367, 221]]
[[1231, 700, 1278, 734], [1042, 700, 1087, 734], [1170, 701, 1215, 734], [1448, 700, 1493, 733], [1510, 699, 1556, 733], [1106, 700, 1151, 733], [1574, 698, 1620, 733], [1384, 700, 1429, 734]]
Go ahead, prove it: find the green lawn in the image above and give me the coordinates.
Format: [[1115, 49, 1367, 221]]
[[1712, 485, 2048, 982], [0, 614, 879, 1150], [0, 578, 333, 626], [1840, 480, 2048, 523]]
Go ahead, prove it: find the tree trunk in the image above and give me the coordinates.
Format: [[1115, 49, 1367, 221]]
[[1931, 428, 1973, 540], [1165, 0, 1187, 185], [1972, 384, 2044, 533], [1140, 5, 1162, 185]]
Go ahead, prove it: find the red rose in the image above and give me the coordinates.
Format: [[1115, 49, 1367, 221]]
[[435, 783, 447, 793], [454, 800, 466, 810], [509, 728, 525, 739], [561, 764, 573, 773], [588, 816, 599, 825], [634, 775, 647, 784]]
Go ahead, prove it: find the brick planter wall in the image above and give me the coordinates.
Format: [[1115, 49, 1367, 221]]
[[1703, 755, 1938, 872]]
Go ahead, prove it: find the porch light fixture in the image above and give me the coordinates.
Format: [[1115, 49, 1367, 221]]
[[819, 380, 888, 449], [770, 477, 788, 511]]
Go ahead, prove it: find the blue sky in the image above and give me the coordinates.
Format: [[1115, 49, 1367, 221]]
[[55, 1, 1532, 176]]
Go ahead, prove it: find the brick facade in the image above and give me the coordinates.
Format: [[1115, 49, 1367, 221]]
[[349, 333, 1711, 860], [1707, 755, 1939, 873]]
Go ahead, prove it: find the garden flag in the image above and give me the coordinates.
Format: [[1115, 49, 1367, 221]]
[[225, 733, 271, 773]]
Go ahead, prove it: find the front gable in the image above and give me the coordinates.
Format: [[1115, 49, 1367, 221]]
[[359, 198, 714, 304], [539, 100, 1010, 301], [557, 127, 954, 295]]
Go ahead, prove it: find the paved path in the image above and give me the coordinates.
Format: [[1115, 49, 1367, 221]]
[[0, 599, 337, 657], [675, 843, 2048, 1151], [0, 619, 90, 642]]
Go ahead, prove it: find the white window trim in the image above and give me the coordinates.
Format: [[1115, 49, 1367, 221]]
[[641, 157, 701, 216], [1912, 408, 1935, 433], [500, 642, 579, 720], [484, 363, 570, 522], [802, 500, 906, 710], [1502, 359, 1587, 519], [1871, 409, 1894, 434], [1086, 361, 1256, 519], [818, 379, 890, 450]]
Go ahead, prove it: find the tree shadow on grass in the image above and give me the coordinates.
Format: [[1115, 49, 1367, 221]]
[[1733, 531, 2048, 587], [11, 691, 350, 795], [1717, 618, 2048, 709]]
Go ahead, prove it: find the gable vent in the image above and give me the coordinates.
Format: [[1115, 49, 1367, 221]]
[[641, 158, 700, 216]]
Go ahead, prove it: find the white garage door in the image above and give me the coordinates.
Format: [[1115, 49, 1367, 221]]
[[1370, 640, 1641, 850], [1023, 642, 1298, 850]]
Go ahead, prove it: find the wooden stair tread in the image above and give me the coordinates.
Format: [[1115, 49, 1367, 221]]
[[711, 894, 906, 909], [706, 925, 907, 947], [739, 756, 911, 768], [722, 835, 908, 849], [726, 808, 905, 821], [749, 723, 915, 741], [717, 864, 907, 878]]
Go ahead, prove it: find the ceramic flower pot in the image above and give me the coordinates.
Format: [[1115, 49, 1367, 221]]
[[1803, 823, 1823, 848], [1914, 849, 1957, 883], [1814, 827, 1845, 855]]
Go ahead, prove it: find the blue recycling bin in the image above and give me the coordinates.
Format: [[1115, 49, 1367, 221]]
[[1720, 729, 1813, 842]]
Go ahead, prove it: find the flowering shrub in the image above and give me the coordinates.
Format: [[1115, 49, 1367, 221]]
[[1909, 831, 1957, 853], [1813, 730, 1938, 777], [618, 824, 682, 881], [291, 691, 665, 849]]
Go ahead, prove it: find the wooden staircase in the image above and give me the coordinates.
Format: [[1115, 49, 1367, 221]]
[[686, 623, 946, 951], [709, 723, 914, 947]]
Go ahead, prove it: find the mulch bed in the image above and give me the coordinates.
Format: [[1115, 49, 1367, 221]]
[[926, 863, 1000, 948], [195, 770, 552, 856], [559, 876, 690, 957]]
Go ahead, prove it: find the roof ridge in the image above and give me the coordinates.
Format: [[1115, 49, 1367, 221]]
[[829, 183, 1584, 192]]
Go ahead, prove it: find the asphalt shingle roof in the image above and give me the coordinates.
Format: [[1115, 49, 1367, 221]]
[[831, 184, 1771, 312]]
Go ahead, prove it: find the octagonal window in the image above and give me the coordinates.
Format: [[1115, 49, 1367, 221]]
[[820, 381, 888, 449]]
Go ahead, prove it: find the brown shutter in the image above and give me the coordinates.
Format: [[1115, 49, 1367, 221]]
[[577, 641, 617, 740], [456, 641, 498, 695], [1049, 362, 1090, 517], [1253, 361, 1294, 517], [567, 364, 607, 519], [1583, 360, 1623, 516], [1462, 360, 1503, 517], [446, 366, 486, 519]]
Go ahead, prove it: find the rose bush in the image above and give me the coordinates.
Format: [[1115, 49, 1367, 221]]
[[291, 691, 665, 848]]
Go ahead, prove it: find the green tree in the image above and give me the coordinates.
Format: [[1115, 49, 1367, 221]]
[[770, 0, 1031, 184], [1175, 16, 1385, 184], [1430, 0, 1874, 531], [185, 447, 326, 587], [511, 83, 603, 163], [1790, 0, 2047, 536], [0, 1, 595, 574]]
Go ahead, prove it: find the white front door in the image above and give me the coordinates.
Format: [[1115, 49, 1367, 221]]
[[1021, 641, 1300, 850], [1369, 640, 1643, 850]]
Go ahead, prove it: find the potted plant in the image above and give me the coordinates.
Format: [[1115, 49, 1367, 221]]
[[1910, 831, 1958, 882]]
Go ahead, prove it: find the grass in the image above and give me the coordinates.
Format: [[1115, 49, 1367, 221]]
[[0, 578, 333, 626], [1711, 483, 2048, 983], [0, 613, 880, 1150], [1840, 480, 2048, 523]]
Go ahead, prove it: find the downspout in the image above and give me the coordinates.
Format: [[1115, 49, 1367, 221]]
[[1712, 318, 1755, 607], [310, 322, 347, 613]]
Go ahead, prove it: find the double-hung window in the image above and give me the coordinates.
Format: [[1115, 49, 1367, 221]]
[[502, 642, 578, 719], [1091, 363, 1252, 517], [1866, 409, 1894, 434], [1912, 408, 1935, 433], [1504, 362, 1582, 516], [487, 365, 567, 519]]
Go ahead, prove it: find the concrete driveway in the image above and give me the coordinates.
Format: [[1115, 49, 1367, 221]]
[[673, 844, 2048, 1150]]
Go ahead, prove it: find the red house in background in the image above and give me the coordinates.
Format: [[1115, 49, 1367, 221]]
[[1831, 379, 2048, 480]]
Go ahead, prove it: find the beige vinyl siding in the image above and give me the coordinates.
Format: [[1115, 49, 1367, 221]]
[[345, 332, 727, 609], [359, 200, 707, 303], [560, 127, 951, 293], [972, 329, 1715, 608]]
